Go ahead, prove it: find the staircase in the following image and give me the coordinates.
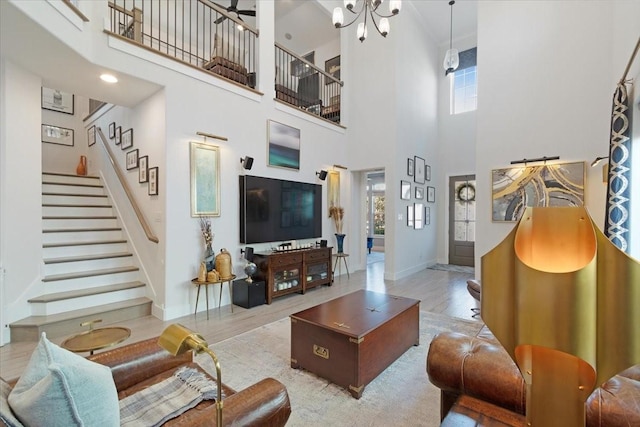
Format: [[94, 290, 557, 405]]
[[9, 172, 152, 342]]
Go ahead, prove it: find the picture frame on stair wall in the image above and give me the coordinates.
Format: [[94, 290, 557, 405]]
[[41, 87, 74, 115], [139, 156, 148, 183], [115, 126, 122, 145], [121, 128, 133, 149], [148, 167, 159, 196], [109, 122, 116, 139], [126, 149, 139, 170], [87, 125, 96, 147]]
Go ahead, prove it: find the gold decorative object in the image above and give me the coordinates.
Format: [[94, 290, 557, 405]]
[[215, 248, 232, 279], [481, 206, 640, 427], [198, 262, 207, 281], [158, 324, 223, 427]]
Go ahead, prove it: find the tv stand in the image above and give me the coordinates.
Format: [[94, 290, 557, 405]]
[[253, 247, 332, 304]]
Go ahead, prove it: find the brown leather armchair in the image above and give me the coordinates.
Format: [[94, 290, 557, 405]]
[[3, 338, 291, 427], [427, 328, 640, 426]]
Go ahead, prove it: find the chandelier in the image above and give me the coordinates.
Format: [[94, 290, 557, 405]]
[[332, 0, 402, 42], [443, 0, 459, 75]]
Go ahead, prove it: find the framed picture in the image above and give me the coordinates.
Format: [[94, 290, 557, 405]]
[[126, 149, 139, 170], [414, 156, 425, 184], [41, 87, 74, 114], [407, 205, 414, 227], [415, 186, 424, 199], [41, 124, 73, 146], [121, 128, 133, 149], [491, 161, 585, 222], [425, 206, 431, 225], [426, 165, 431, 181], [407, 158, 414, 176], [401, 180, 411, 200], [115, 126, 122, 145], [190, 141, 220, 217], [148, 166, 159, 196], [414, 203, 424, 230], [268, 120, 300, 171], [138, 155, 149, 183], [327, 170, 340, 217], [325, 55, 340, 84], [427, 186, 436, 203], [87, 125, 96, 147], [109, 122, 116, 139]]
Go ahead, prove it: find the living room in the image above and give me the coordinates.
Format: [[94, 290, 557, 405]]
[[1, 0, 639, 424]]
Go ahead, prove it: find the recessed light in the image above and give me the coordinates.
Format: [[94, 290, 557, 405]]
[[100, 74, 118, 83]]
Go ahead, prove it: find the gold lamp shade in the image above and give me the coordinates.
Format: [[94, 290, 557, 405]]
[[481, 206, 640, 427], [158, 324, 223, 426]]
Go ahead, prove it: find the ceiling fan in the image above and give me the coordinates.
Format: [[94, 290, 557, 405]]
[[213, 0, 256, 25]]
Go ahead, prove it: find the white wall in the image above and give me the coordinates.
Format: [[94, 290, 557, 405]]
[[0, 60, 43, 343], [475, 1, 640, 272]]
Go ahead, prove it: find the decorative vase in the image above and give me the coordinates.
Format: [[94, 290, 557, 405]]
[[204, 243, 215, 271], [215, 248, 233, 279], [76, 155, 87, 176], [335, 233, 346, 254]]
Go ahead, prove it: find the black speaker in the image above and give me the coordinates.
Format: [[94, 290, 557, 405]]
[[320, 239, 327, 248], [241, 156, 254, 170], [244, 246, 254, 262], [316, 170, 328, 180]]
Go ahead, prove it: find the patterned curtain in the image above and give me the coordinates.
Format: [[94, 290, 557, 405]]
[[605, 81, 633, 252]]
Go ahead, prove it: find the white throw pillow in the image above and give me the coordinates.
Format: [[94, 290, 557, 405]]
[[7, 333, 119, 427]]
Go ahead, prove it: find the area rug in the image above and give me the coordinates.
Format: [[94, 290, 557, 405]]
[[428, 263, 475, 274], [195, 311, 483, 427]]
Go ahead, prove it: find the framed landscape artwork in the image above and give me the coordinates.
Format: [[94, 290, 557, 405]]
[[268, 120, 300, 171], [42, 124, 73, 146], [190, 141, 220, 217], [491, 161, 585, 222]]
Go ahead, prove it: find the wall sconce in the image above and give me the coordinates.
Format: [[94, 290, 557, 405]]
[[240, 156, 254, 170], [158, 324, 223, 426], [316, 170, 328, 181]]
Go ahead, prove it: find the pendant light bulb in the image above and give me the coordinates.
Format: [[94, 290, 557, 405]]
[[357, 22, 367, 42], [389, 0, 401, 15], [379, 18, 390, 37], [333, 7, 344, 27], [444, 0, 459, 75]]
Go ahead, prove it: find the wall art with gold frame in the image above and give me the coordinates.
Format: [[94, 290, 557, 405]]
[[190, 141, 220, 217], [491, 160, 585, 222]]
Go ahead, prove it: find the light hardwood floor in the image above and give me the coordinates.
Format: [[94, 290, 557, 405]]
[[0, 255, 478, 380]]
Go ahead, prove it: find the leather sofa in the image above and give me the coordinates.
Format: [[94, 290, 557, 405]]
[[427, 327, 640, 426], [2, 337, 291, 427]]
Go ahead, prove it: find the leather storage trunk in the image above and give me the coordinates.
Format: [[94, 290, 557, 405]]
[[290, 290, 420, 399]]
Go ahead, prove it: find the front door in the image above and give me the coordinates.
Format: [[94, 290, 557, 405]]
[[448, 175, 476, 266]]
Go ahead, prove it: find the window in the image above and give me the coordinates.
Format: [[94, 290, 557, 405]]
[[450, 47, 477, 115]]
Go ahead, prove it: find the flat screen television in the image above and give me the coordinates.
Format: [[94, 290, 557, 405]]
[[239, 175, 322, 244]]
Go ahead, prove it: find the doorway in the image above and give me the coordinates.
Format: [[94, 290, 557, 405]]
[[448, 175, 476, 266], [365, 170, 385, 267]]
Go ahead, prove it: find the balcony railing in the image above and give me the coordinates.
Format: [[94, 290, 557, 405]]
[[275, 43, 342, 125], [108, 0, 258, 89]]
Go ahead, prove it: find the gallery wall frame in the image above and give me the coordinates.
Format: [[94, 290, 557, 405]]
[[121, 128, 133, 149], [126, 149, 139, 170], [407, 205, 414, 227], [148, 167, 159, 196], [426, 165, 431, 181], [414, 156, 425, 184], [414, 203, 424, 230], [190, 141, 220, 217], [491, 161, 585, 222], [407, 158, 414, 176], [268, 120, 300, 171], [427, 186, 436, 203], [41, 87, 74, 115], [42, 124, 73, 146], [115, 126, 122, 145], [415, 187, 424, 200], [425, 206, 431, 225], [401, 180, 411, 200], [109, 122, 116, 139], [87, 126, 96, 147], [138, 155, 149, 183]]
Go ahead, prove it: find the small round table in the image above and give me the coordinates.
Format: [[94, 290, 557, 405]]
[[333, 253, 350, 279], [192, 274, 237, 319], [61, 319, 130, 355]]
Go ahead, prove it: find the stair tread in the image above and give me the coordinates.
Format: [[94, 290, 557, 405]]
[[44, 252, 133, 264], [43, 203, 112, 208], [28, 282, 145, 303], [42, 181, 104, 188], [43, 227, 122, 233], [43, 172, 100, 179], [44, 239, 127, 248], [43, 192, 107, 198], [43, 216, 117, 220], [43, 266, 139, 282], [11, 297, 151, 327]]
